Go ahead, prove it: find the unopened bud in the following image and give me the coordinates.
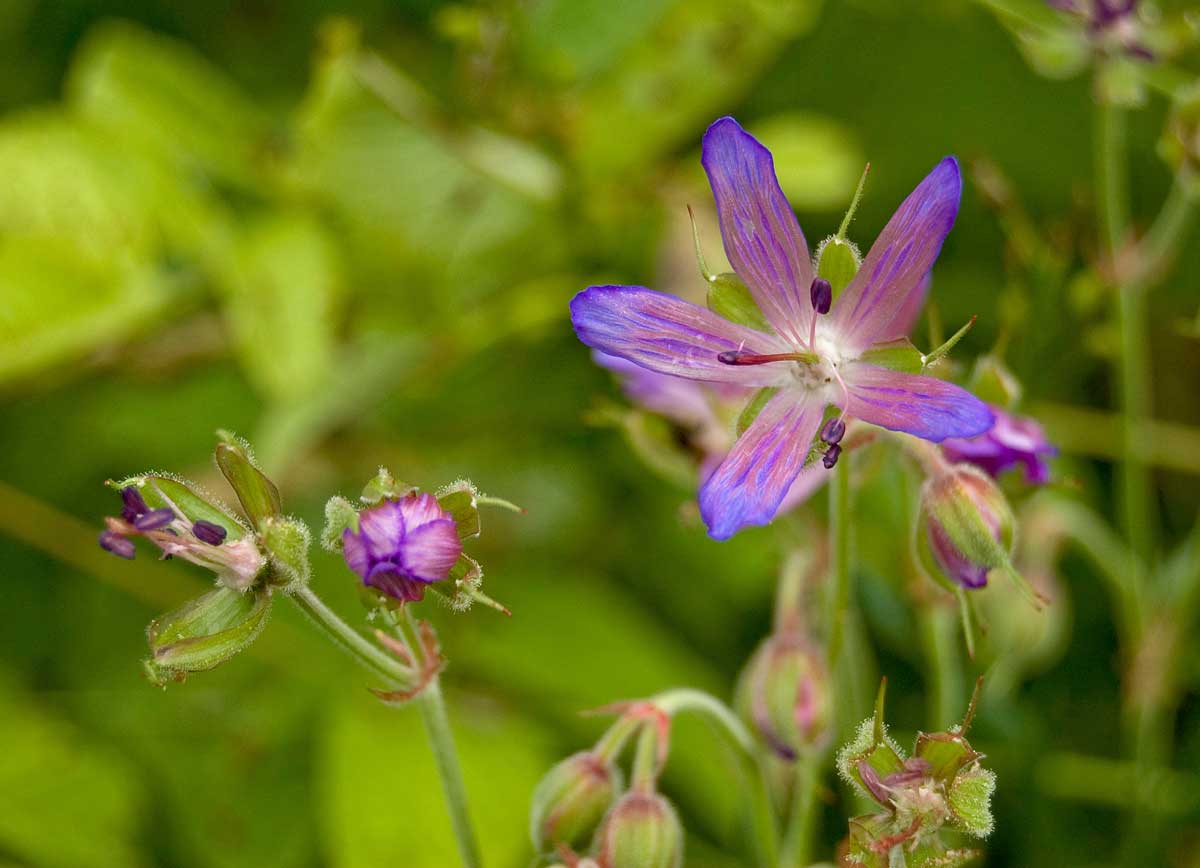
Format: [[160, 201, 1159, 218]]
[[596, 791, 684, 868], [529, 752, 622, 852], [736, 633, 830, 760], [917, 465, 1015, 592]]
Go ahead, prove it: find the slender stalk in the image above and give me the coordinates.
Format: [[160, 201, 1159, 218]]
[[287, 588, 482, 868], [918, 607, 964, 728], [826, 460, 853, 673], [415, 680, 484, 868], [779, 753, 822, 868]]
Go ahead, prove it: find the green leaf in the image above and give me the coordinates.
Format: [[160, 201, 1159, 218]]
[[215, 433, 282, 530], [146, 586, 273, 686], [109, 475, 247, 542], [861, 338, 923, 374], [218, 213, 343, 403], [707, 273, 773, 333], [68, 21, 271, 189]]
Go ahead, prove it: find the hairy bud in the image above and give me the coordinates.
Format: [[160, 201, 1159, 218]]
[[596, 791, 684, 868], [736, 632, 830, 759], [917, 465, 1016, 592], [529, 752, 622, 852]]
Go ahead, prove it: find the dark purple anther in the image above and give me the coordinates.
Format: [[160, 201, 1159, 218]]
[[99, 530, 136, 559], [717, 350, 742, 365], [822, 444, 842, 469], [121, 486, 149, 522], [809, 278, 832, 315], [134, 508, 175, 532], [820, 417, 846, 444], [193, 520, 227, 545]]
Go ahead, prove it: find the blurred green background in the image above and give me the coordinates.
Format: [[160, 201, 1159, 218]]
[[1, 0, 1198, 866]]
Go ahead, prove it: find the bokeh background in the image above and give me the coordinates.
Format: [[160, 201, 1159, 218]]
[[1, 1, 1198, 866]]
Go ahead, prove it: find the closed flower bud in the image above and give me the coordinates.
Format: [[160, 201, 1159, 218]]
[[596, 791, 684, 868], [736, 632, 830, 760], [917, 465, 1015, 591], [529, 752, 622, 852]]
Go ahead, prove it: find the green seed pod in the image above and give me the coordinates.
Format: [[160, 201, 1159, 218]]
[[596, 791, 684, 868], [529, 751, 621, 853]]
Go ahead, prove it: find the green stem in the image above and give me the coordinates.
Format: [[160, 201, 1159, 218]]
[[779, 753, 823, 868], [826, 459, 852, 674], [918, 607, 964, 728], [287, 588, 482, 868], [1129, 171, 1197, 292], [415, 679, 484, 868], [287, 586, 410, 684]]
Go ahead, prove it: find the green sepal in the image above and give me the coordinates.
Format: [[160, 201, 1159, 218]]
[[967, 356, 1021, 408], [321, 495, 359, 552], [260, 516, 311, 588], [437, 481, 481, 541], [145, 586, 272, 686], [815, 235, 861, 296], [109, 474, 246, 541], [214, 431, 281, 531], [737, 387, 778, 437], [846, 813, 891, 868], [914, 731, 980, 782], [707, 272, 773, 332], [861, 338, 923, 374], [360, 467, 417, 504], [837, 718, 906, 804], [906, 843, 982, 868], [948, 767, 996, 837]]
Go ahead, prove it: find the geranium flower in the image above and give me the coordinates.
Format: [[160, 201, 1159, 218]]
[[941, 405, 1056, 484], [571, 117, 993, 539]]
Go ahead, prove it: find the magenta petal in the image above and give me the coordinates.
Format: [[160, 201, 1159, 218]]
[[356, 499, 407, 559], [366, 564, 429, 602], [699, 390, 821, 540], [399, 491, 450, 533], [399, 518, 462, 582], [342, 527, 372, 578], [883, 273, 930, 341], [701, 117, 814, 346], [844, 364, 993, 442], [571, 285, 788, 386], [832, 158, 961, 355]]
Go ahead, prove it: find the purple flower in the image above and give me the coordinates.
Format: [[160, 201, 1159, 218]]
[[1048, 0, 1153, 60], [342, 492, 463, 603], [571, 117, 993, 539], [941, 406, 1056, 484]]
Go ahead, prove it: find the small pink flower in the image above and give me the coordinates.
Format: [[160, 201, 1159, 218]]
[[342, 493, 462, 602]]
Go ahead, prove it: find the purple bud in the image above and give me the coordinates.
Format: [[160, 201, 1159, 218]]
[[121, 486, 149, 522], [809, 278, 832, 315], [134, 508, 175, 531], [341, 493, 463, 602], [99, 530, 136, 559], [822, 444, 842, 469], [820, 417, 846, 445], [941, 406, 1055, 484], [193, 520, 228, 545]]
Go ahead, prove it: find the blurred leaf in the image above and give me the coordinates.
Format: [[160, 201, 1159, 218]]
[[219, 213, 342, 403], [0, 236, 173, 385], [0, 671, 146, 868], [562, 0, 824, 175], [749, 112, 866, 211], [68, 21, 272, 190], [317, 692, 553, 867]]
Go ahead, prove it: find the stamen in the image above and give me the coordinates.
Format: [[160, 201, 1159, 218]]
[[809, 278, 832, 315], [822, 444, 843, 469], [134, 508, 175, 532], [121, 486, 149, 522], [820, 417, 846, 445], [193, 520, 228, 546], [717, 350, 819, 366], [99, 530, 136, 559]]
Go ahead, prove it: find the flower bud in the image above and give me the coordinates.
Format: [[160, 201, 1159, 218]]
[[341, 492, 462, 603], [736, 632, 830, 760], [595, 791, 684, 868], [529, 752, 622, 852], [917, 465, 1016, 591]]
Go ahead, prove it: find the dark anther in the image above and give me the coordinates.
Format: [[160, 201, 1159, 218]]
[[99, 530, 136, 559], [193, 520, 228, 546], [810, 278, 832, 315], [134, 508, 175, 532], [121, 486, 149, 522], [820, 417, 846, 444], [717, 350, 743, 365], [822, 444, 843, 469]]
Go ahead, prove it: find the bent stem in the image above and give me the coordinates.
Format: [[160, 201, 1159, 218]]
[[287, 587, 482, 868]]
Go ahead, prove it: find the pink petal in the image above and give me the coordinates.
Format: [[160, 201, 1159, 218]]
[[843, 363, 993, 442], [400, 518, 463, 583], [398, 491, 452, 534], [832, 158, 960, 355], [701, 117, 815, 347], [571, 285, 789, 386], [699, 389, 822, 539], [356, 499, 407, 560]]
